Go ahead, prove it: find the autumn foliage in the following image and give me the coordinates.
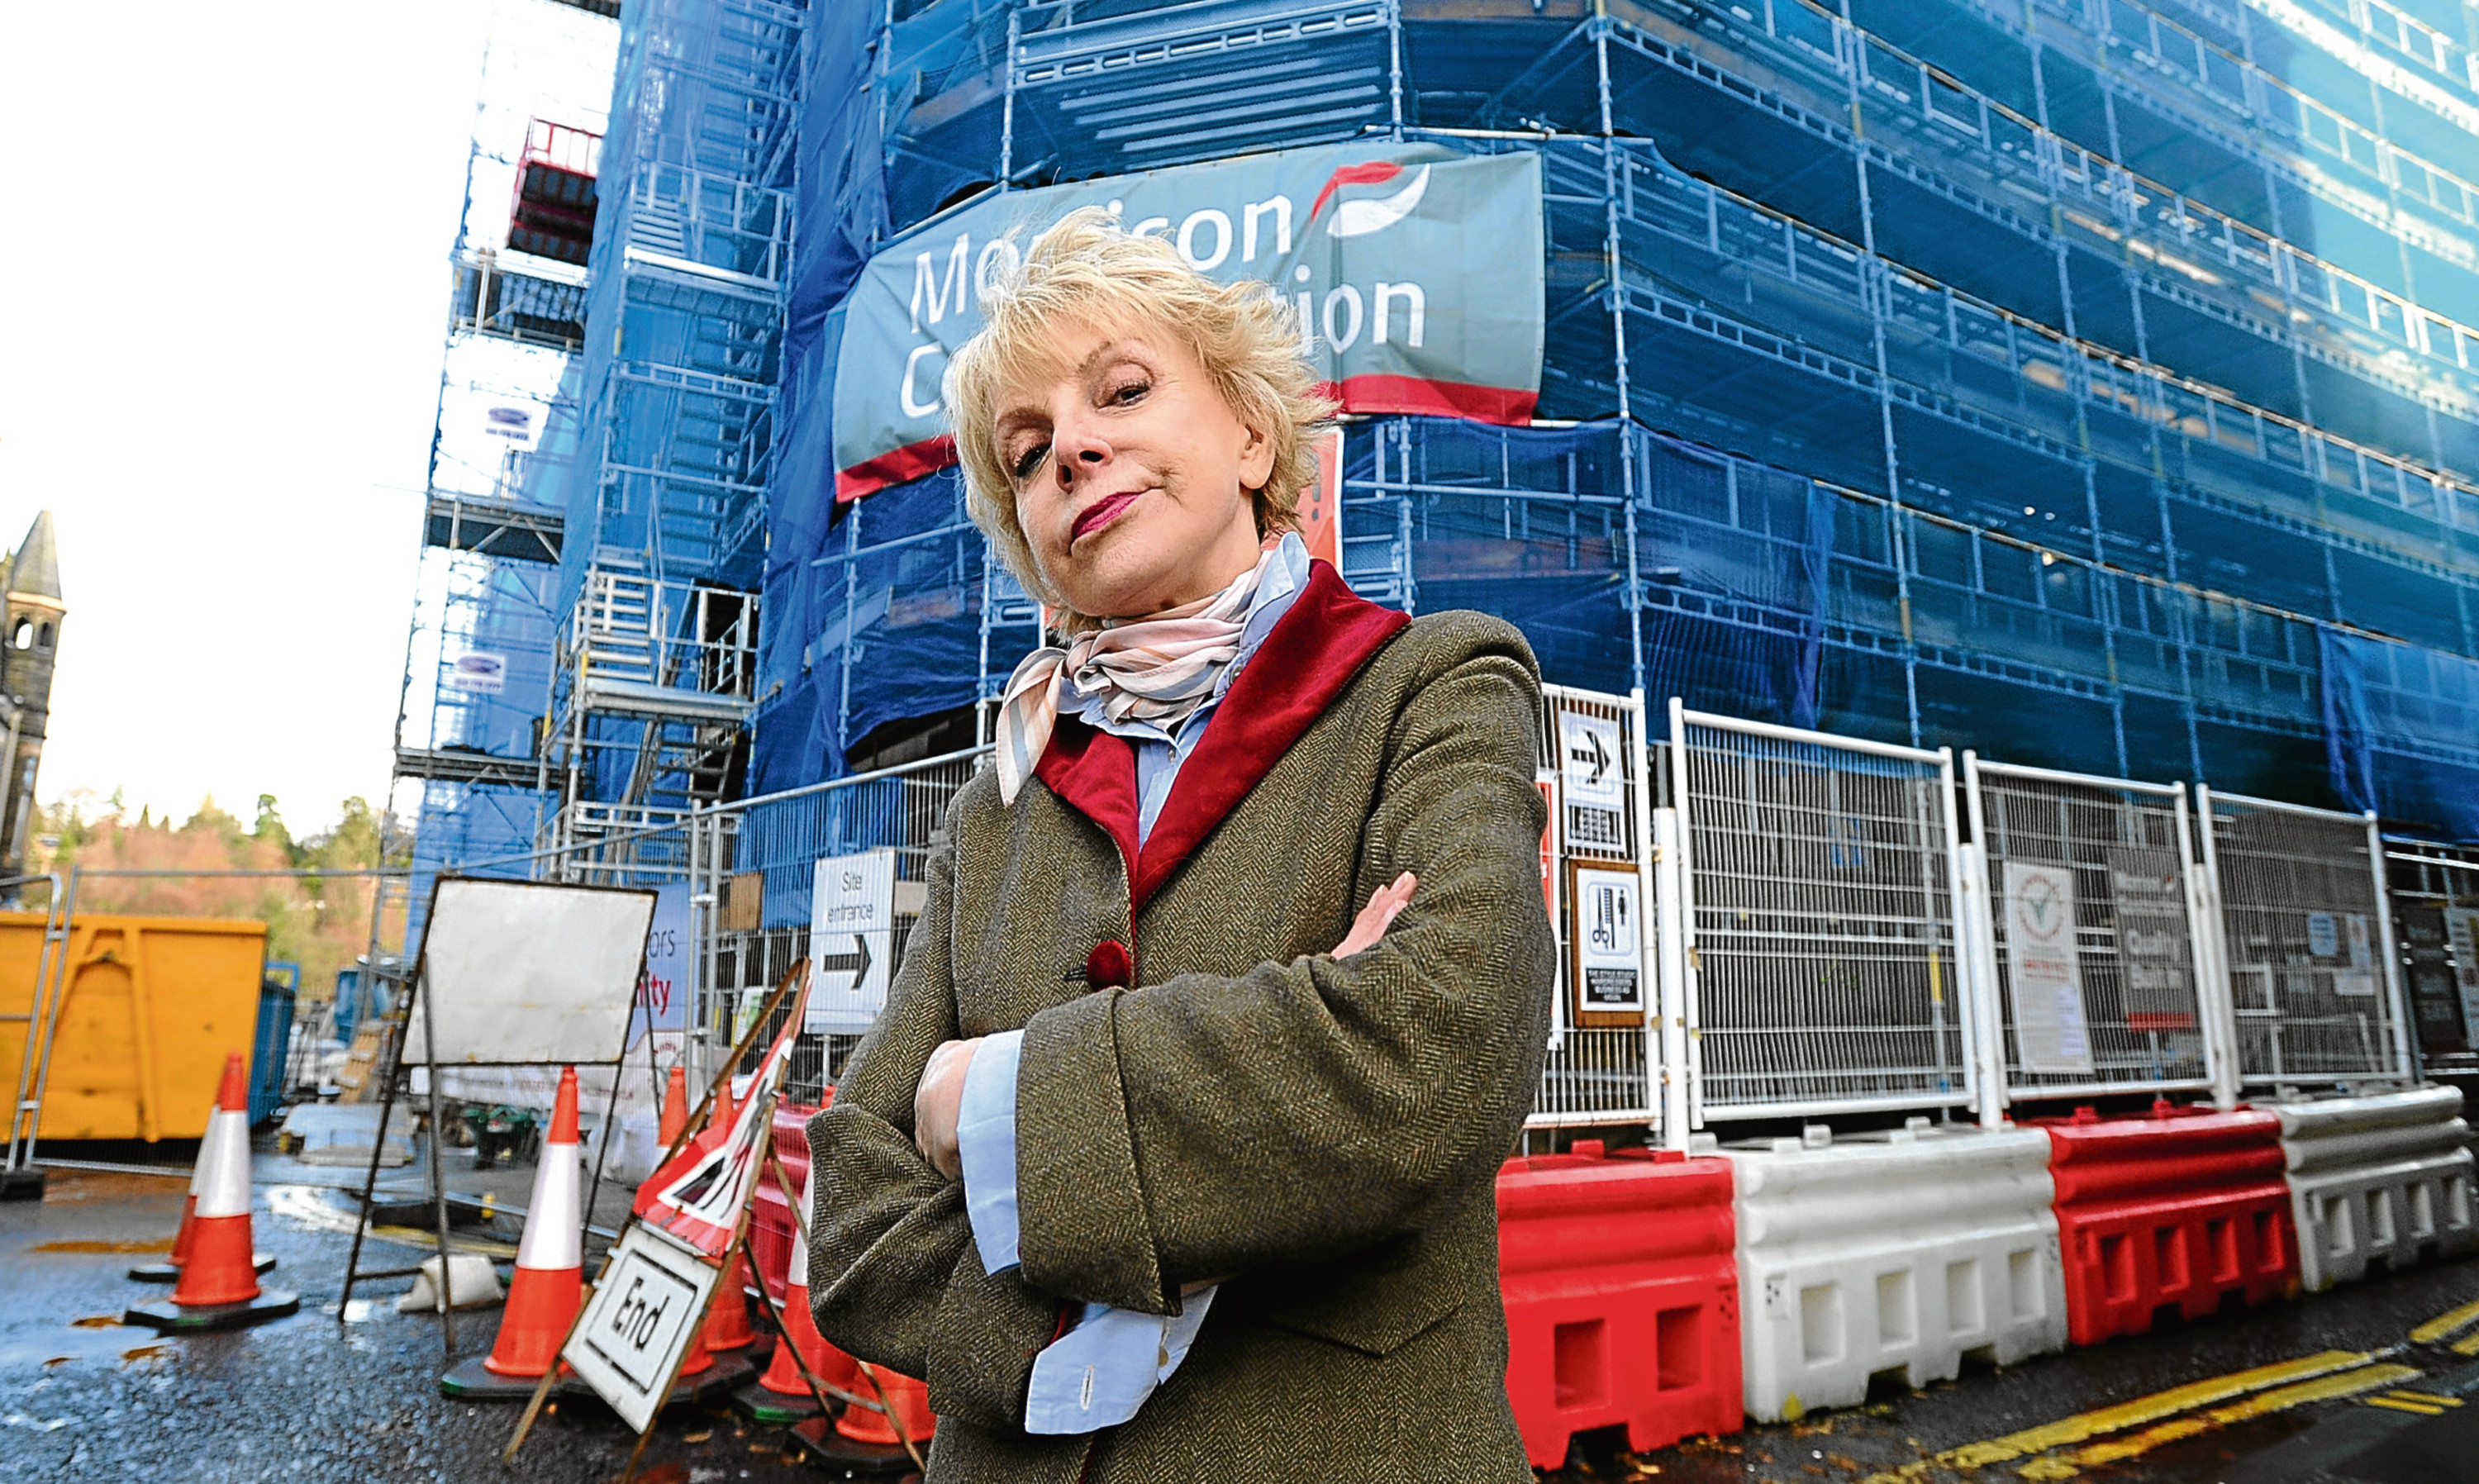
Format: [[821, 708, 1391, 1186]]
[[32, 792, 409, 1005]]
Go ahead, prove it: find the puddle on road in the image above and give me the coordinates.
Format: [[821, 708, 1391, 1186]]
[[29, 1239, 174, 1255]]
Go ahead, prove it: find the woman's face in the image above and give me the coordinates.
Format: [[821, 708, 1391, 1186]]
[[992, 318, 1276, 621]]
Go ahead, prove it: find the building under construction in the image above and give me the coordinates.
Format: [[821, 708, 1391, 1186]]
[[396, 0, 2479, 918]]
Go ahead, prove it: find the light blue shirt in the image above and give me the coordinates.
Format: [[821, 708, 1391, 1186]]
[[955, 535, 1310, 1434]]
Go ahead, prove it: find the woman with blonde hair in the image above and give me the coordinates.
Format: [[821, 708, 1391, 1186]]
[[807, 206, 1554, 1482]]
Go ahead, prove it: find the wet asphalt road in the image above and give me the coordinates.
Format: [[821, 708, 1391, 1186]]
[[7, 1148, 2479, 1483]]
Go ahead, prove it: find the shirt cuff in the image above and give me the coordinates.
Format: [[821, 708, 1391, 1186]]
[[955, 1028, 1025, 1274], [1024, 1286, 1219, 1434]]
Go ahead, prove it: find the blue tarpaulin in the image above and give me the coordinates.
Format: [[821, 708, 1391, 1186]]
[[2321, 626, 2479, 842]]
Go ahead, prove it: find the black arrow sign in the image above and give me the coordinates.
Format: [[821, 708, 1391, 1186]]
[[1568, 726, 1611, 786], [816, 934, 873, 986]]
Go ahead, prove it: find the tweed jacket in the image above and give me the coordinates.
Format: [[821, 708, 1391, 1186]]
[[806, 563, 1555, 1482]]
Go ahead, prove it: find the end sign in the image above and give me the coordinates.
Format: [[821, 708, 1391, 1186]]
[[809, 849, 896, 1034]]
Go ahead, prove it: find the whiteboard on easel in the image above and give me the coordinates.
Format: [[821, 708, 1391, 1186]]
[[402, 878, 659, 1065]]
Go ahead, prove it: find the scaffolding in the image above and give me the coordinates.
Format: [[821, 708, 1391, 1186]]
[[392, 2, 622, 939], [516, 0, 804, 876], [738, 0, 2478, 854], [395, 0, 2479, 935]]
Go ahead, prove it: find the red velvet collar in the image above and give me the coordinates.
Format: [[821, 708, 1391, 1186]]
[[1030, 561, 1412, 913]]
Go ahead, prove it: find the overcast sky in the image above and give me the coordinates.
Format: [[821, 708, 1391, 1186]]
[[0, 2, 610, 834]]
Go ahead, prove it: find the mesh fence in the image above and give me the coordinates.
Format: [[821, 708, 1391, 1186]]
[[2385, 840, 2479, 1066], [2204, 791, 2411, 1087], [1672, 706, 1971, 1120], [1965, 759, 2212, 1104], [1529, 686, 1659, 1130]]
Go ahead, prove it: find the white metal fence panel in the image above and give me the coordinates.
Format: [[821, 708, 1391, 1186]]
[[1671, 703, 1974, 1123], [1528, 685, 1662, 1130], [2200, 789, 2414, 1087], [1963, 757, 2217, 1107]]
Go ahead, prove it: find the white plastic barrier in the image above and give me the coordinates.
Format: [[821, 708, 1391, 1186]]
[[1728, 1124, 2067, 1422], [2273, 1085, 2478, 1292]]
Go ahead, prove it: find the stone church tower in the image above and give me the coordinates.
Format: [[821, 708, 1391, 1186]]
[[0, 511, 62, 877]]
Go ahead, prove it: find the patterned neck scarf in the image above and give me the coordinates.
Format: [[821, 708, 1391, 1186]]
[[993, 545, 1277, 806]]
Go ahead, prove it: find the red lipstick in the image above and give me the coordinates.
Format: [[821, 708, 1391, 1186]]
[[1072, 488, 1143, 542]]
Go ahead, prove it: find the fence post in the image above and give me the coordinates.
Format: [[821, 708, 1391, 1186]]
[[2366, 811, 2415, 1083], [1934, 748, 1985, 1126], [1956, 840, 2007, 1128], [1626, 691, 1669, 1146], [1664, 697, 1701, 1130], [2189, 785, 2242, 1111], [1653, 807, 1692, 1149], [1954, 752, 2005, 1127]]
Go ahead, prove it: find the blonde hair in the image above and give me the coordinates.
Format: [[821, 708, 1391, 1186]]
[[945, 207, 1335, 632]]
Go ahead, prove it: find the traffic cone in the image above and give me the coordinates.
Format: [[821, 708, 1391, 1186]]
[[793, 1362, 934, 1471], [130, 1093, 274, 1282], [698, 1077, 758, 1353], [441, 1068, 588, 1400], [658, 1063, 689, 1149], [736, 1157, 860, 1424], [125, 1055, 298, 1331]]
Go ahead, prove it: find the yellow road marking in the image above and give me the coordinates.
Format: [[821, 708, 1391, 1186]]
[[2453, 1330, 2479, 1357], [1853, 1351, 2375, 1484], [2364, 1396, 2448, 1415], [2409, 1298, 2479, 1344], [2070, 1365, 2422, 1467], [2389, 1390, 2464, 1406]]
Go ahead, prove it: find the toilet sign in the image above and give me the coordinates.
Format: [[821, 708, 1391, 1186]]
[[1569, 863, 1646, 1027]]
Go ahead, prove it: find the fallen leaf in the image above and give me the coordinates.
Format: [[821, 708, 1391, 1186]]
[[31, 1239, 174, 1254], [683, 1430, 712, 1444], [41, 1357, 72, 1367], [1829, 1456, 1859, 1471], [630, 1465, 690, 1484], [119, 1346, 169, 1363], [70, 1316, 119, 1329]]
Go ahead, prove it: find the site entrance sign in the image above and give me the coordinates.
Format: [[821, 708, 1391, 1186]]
[[832, 142, 1544, 501]]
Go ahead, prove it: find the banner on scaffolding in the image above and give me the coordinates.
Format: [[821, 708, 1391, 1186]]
[[831, 142, 1546, 502]]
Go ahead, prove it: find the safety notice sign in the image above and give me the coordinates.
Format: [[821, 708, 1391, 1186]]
[[2006, 861, 2094, 1076]]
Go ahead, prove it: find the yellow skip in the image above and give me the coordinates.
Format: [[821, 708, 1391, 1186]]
[[2409, 1297, 2479, 1345], [2070, 1364, 2422, 1467], [1853, 1351, 2374, 1484]]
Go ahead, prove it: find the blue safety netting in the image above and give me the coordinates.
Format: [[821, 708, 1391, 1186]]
[[754, 465, 992, 785], [751, 414, 1840, 783], [2321, 627, 2479, 843]]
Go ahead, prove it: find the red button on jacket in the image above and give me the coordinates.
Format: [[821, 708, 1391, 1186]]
[[1085, 939, 1132, 991]]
